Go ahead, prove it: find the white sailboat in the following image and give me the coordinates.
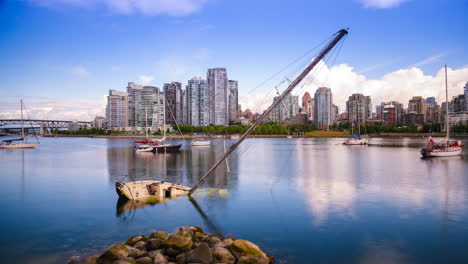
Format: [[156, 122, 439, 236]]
[[344, 104, 368, 145], [0, 99, 38, 149], [420, 65, 464, 157], [134, 108, 154, 152]]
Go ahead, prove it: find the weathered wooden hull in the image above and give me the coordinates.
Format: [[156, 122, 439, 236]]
[[115, 180, 190, 202]]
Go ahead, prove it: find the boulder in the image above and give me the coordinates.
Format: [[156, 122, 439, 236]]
[[205, 236, 222, 248], [222, 238, 234, 248], [162, 230, 193, 251], [126, 235, 148, 247], [135, 257, 153, 264], [133, 241, 148, 251], [185, 242, 213, 264], [112, 257, 137, 264], [164, 247, 182, 257], [237, 255, 269, 264], [193, 232, 204, 242], [126, 246, 147, 259], [179, 226, 203, 235], [83, 254, 100, 264], [152, 251, 168, 264], [175, 253, 185, 264], [97, 243, 129, 264], [149, 231, 168, 240], [230, 240, 268, 261], [147, 239, 163, 250], [212, 247, 235, 264], [148, 250, 164, 259]]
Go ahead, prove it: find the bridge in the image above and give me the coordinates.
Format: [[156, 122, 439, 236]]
[[0, 119, 91, 129]]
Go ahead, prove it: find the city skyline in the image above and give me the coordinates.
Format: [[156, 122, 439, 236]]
[[1, 0, 468, 120]]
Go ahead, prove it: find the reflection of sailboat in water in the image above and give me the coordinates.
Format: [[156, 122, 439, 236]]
[[115, 29, 349, 203]]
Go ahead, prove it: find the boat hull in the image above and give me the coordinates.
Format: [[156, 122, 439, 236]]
[[153, 144, 182, 152], [191, 141, 210, 146], [115, 180, 190, 202], [343, 138, 368, 145], [0, 143, 38, 149], [420, 147, 463, 157]]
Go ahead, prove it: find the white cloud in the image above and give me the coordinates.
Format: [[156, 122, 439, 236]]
[[359, 0, 411, 8], [240, 63, 468, 113], [28, 0, 210, 16], [138, 75, 155, 85], [71, 66, 90, 77]]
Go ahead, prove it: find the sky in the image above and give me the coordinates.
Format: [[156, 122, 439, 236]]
[[0, 0, 467, 120]]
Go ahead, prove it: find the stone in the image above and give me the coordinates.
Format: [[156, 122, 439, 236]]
[[222, 238, 234, 248], [67, 256, 81, 264], [162, 230, 193, 251], [175, 253, 185, 264], [149, 231, 168, 240], [133, 241, 148, 251], [126, 246, 148, 259], [83, 254, 100, 264], [212, 247, 235, 264], [97, 243, 129, 264], [126, 235, 148, 247], [185, 242, 213, 264], [179, 226, 203, 235], [148, 250, 164, 259], [193, 232, 204, 242], [230, 240, 268, 263], [237, 255, 269, 264], [147, 239, 163, 250], [164, 247, 181, 257], [135, 257, 153, 264], [267, 255, 275, 264], [152, 251, 168, 264], [112, 257, 137, 264], [205, 236, 222, 248]]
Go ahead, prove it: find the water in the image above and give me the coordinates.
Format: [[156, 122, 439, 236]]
[[0, 137, 467, 263]]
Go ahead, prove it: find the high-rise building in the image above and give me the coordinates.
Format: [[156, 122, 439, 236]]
[[346, 93, 371, 127], [313, 87, 333, 129], [136, 86, 165, 128], [381, 101, 404, 125], [228, 80, 239, 123], [302, 92, 313, 121], [332, 104, 339, 123], [163, 82, 184, 125], [267, 94, 299, 123], [126, 82, 143, 127], [451, 94, 466, 113], [382, 105, 396, 126], [465, 82, 468, 113], [407, 96, 426, 124], [186, 77, 210, 126], [106, 90, 128, 129], [426, 97, 436, 105], [207, 68, 229, 126], [375, 105, 382, 120]]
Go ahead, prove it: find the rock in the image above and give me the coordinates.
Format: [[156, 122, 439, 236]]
[[148, 250, 164, 259], [230, 240, 268, 261], [133, 241, 148, 251], [162, 230, 193, 251], [126, 235, 148, 247], [112, 257, 137, 264], [149, 231, 168, 240], [193, 232, 204, 242], [212, 247, 235, 264], [175, 253, 185, 264], [222, 238, 234, 248], [237, 255, 269, 264], [135, 257, 153, 264], [67, 256, 81, 264], [267, 255, 275, 264], [205, 236, 222, 248], [179, 226, 203, 235], [98, 243, 129, 264], [164, 247, 181, 257], [152, 251, 168, 264], [147, 239, 163, 250], [83, 254, 100, 264], [185, 242, 213, 264], [126, 246, 148, 259]]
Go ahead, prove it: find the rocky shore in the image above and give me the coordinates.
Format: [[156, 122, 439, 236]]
[[68, 226, 274, 264]]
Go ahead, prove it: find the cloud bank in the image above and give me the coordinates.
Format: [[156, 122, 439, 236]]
[[359, 0, 411, 8], [27, 0, 210, 16]]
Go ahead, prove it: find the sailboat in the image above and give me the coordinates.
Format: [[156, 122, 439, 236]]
[[0, 99, 38, 149], [344, 123, 368, 145], [420, 65, 464, 157], [133, 108, 154, 152], [151, 106, 182, 152], [115, 28, 349, 201]]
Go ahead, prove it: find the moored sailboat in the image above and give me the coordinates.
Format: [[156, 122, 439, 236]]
[[420, 65, 464, 157], [0, 100, 39, 149]]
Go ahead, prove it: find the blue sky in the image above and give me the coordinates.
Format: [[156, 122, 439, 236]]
[[0, 0, 467, 120]]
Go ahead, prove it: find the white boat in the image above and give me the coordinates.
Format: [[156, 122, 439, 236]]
[[0, 99, 38, 150], [420, 66, 464, 157], [191, 140, 211, 146], [134, 144, 154, 152], [343, 135, 368, 145], [115, 180, 191, 203]]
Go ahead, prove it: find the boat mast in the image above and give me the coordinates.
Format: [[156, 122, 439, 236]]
[[445, 65, 449, 139], [189, 29, 349, 195], [21, 99, 24, 138], [145, 107, 148, 140]]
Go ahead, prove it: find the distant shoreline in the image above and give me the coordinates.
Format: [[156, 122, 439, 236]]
[[43, 132, 468, 139]]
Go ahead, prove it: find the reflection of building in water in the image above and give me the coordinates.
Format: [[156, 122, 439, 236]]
[[107, 140, 238, 189]]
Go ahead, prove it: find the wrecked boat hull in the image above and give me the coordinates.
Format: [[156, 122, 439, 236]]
[[115, 180, 190, 203]]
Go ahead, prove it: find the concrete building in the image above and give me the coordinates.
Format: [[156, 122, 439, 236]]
[[186, 77, 210, 126], [267, 94, 299, 123], [228, 80, 239, 123], [465, 82, 468, 113], [332, 104, 339, 123], [126, 82, 144, 127], [407, 96, 426, 124], [381, 101, 404, 125], [163, 82, 184, 125], [451, 94, 466, 114], [346, 93, 371, 127], [313, 87, 333, 129], [302, 92, 314, 121], [106, 90, 128, 129], [382, 105, 395, 126], [136, 86, 165, 129], [207, 68, 229, 126], [92, 116, 106, 129], [375, 105, 382, 120], [426, 97, 436, 105]]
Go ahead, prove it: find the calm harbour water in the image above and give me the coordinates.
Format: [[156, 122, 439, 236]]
[[0, 137, 467, 263]]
